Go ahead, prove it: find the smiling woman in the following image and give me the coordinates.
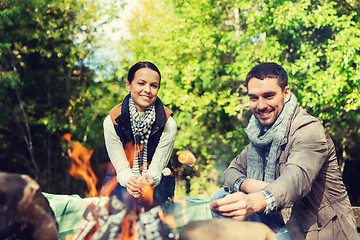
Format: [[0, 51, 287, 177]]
[[125, 64, 161, 112], [100, 61, 177, 210]]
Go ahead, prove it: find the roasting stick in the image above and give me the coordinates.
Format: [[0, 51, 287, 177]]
[[178, 150, 213, 201]]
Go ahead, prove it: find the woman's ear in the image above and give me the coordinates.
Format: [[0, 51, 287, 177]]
[[125, 81, 131, 92]]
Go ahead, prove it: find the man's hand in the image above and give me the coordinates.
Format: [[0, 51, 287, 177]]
[[126, 176, 141, 197], [210, 192, 267, 221], [241, 179, 269, 193]]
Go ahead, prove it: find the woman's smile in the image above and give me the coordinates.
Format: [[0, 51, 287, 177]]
[[126, 68, 160, 112]]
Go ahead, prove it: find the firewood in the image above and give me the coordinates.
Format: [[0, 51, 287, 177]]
[[0, 172, 59, 240], [179, 218, 277, 240]]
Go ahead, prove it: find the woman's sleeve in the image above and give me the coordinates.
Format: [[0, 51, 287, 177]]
[[146, 116, 177, 186], [103, 115, 133, 187]]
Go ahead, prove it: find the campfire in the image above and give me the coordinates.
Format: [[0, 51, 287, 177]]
[[68, 195, 177, 240], [62, 134, 179, 240]]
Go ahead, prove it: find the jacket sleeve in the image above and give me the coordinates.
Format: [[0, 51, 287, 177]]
[[223, 145, 249, 192], [146, 116, 177, 186], [264, 119, 329, 210], [103, 115, 133, 187]]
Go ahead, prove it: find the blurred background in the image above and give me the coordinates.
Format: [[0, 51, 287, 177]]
[[1, 0, 360, 205]]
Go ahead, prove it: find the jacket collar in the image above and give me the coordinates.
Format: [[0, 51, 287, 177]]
[[280, 105, 300, 147]]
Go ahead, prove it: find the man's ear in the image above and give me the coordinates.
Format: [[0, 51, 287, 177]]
[[125, 81, 131, 92], [284, 86, 291, 103]]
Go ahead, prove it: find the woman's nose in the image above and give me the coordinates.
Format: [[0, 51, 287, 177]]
[[144, 84, 151, 92]]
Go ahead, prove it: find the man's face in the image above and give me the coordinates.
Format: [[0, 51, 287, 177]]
[[248, 77, 291, 128]]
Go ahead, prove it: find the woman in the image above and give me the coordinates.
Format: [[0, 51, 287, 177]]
[[101, 61, 177, 209]]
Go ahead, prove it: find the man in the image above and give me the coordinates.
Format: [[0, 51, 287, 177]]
[[210, 62, 359, 240]]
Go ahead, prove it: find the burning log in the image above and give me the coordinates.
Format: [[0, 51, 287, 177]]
[[0, 172, 59, 240], [70, 194, 175, 240]]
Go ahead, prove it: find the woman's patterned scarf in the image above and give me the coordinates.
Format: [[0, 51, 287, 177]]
[[129, 97, 156, 177], [246, 93, 297, 182]]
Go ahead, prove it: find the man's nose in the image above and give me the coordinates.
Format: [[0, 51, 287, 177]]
[[257, 98, 267, 110]]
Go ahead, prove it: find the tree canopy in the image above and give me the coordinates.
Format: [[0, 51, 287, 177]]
[[1, 0, 360, 203], [113, 0, 360, 168]]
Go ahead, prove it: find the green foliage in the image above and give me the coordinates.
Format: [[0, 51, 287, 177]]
[[237, 0, 360, 170], [1, 0, 360, 200], [105, 0, 360, 193], [111, 0, 250, 178], [0, 0, 119, 195]]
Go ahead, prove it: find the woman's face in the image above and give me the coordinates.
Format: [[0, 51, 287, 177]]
[[126, 68, 160, 112]]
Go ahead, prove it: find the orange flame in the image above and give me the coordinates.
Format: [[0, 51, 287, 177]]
[[98, 141, 148, 198], [63, 135, 171, 240], [62, 133, 98, 198], [159, 208, 177, 234], [123, 142, 146, 169], [119, 214, 137, 240], [139, 180, 154, 208], [99, 176, 119, 197]]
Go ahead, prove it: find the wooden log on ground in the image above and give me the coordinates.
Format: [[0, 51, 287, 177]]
[[0, 172, 59, 240], [179, 218, 277, 240]]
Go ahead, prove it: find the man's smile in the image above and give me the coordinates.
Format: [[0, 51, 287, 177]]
[[256, 110, 272, 119]]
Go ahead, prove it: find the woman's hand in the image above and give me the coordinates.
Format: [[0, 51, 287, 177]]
[[140, 174, 155, 195], [141, 174, 155, 186], [126, 176, 141, 197]]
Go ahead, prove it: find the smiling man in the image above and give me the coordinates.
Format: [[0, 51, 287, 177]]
[[210, 62, 359, 240]]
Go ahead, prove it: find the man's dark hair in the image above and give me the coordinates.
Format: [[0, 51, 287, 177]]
[[245, 62, 288, 90], [127, 61, 161, 85]]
